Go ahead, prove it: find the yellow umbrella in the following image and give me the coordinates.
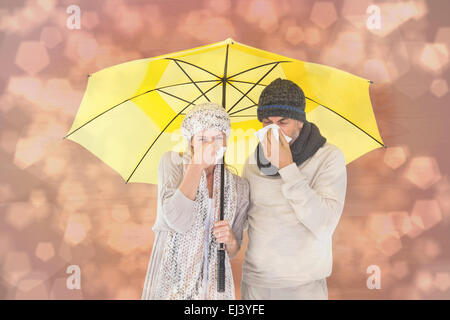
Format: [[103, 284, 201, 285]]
[[64, 37, 386, 185]]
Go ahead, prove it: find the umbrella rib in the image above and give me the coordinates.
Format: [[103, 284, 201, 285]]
[[173, 60, 210, 102], [63, 80, 219, 139], [305, 97, 387, 148], [228, 79, 268, 87], [227, 62, 280, 113], [228, 104, 257, 116], [126, 81, 223, 183], [227, 60, 292, 79], [152, 79, 219, 91], [222, 44, 229, 108], [164, 57, 222, 80], [225, 80, 258, 107], [156, 88, 199, 105]]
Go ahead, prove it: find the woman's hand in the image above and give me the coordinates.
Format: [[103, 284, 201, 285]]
[[213, 220, 240, 259], [180, 140, 221, 201]]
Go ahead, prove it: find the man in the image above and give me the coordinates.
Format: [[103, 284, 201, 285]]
[[240, 78, 347, 300]]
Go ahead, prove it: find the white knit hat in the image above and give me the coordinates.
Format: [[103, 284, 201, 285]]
[[181, 102, 231, 141]]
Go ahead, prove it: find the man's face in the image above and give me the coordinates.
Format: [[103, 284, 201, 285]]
[[262, 116, 303, 144]]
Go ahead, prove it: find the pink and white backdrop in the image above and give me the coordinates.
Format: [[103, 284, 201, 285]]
[[0, 0, 449, 299]]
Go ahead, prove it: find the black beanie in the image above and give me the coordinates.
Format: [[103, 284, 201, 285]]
[[257, 78, 306, 122]]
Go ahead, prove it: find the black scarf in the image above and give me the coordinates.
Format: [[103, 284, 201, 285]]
[[256, 120, 327, 176]]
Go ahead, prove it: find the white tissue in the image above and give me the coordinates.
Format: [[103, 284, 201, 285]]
[[254, 123, 292, 144], [215, 146, 227, 161]]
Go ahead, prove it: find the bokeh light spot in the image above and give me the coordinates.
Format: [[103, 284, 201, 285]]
[[410, 199, 442, 231], [405, 156, 441, 190], [14, 41, 50, 75], [35, 242, 55, 262], [430, 78, 448, 98], [40, 26, 62, 49], [310, 1, 338, 29], [383, 145, 409, 169]]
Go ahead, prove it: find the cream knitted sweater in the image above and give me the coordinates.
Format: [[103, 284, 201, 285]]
[[241, 142, 347, 288]]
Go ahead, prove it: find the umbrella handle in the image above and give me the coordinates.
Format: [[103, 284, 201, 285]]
[[217, 160, 226, 292], [217, 244, 225, 292]]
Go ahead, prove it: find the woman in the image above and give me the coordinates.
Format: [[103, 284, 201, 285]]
[[141, 102, 250, 300]]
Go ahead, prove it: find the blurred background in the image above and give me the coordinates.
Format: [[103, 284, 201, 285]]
[[0, 0, 449, 299]]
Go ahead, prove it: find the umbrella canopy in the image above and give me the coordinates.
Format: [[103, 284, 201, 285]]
[[64, 37, 385, 184]]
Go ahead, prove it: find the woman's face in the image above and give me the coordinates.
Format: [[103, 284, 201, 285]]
[[190, 129, 226, 165], [191, 129, 226, 151]]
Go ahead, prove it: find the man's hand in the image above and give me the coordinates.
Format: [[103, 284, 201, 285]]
[[262, 127, 293, 169]]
